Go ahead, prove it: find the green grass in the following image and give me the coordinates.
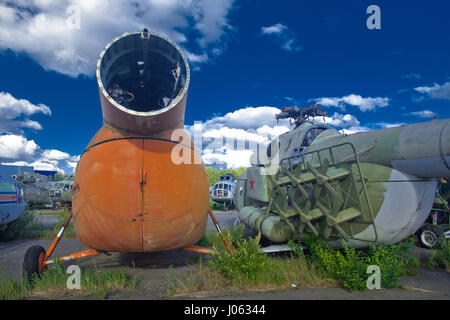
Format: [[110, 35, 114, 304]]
[[0, 275, 30, 300], [174, 225, 420, 295], [169, 225, 333, 296], [302, 237, 418, 291], [39, 209, 76, 239], [27, 204, 52, 210], [0, 209, 77, 242], [427, 238, 450, 270], [209, 200, 235, 211], [0, 210, 42, 242], [0, 264, 137, 300]]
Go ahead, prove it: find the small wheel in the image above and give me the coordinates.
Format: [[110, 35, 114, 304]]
[[418, 225, 443, 249], [23, 245, 46, 282]]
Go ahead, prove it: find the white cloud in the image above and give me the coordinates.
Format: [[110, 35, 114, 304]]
[[0, 0, 235, 77], [2, 159, 67, 173], [261, 23, 287, 35], [0, 134, 39, 160], [190, 0, 235, 48], [185, 106, 364, 169], [202, 147, 254, 169], [0, 90, 79, 173], [374, 122, 406, 129], [260, 23, 302, 52], [202, 106, 290, 130], [185, 51, 209, 64], [339, 126, 369, 135], [414, 82, 450, 100], [41, 149, 71, 161], [408, 110, 437, 118], [185, 106, 291, 169], [66, 161, 79, 169], [313, 94, 390, 112], [0, 91, 51, 134], [312, 112, 360, 128], [401, 73, 421, 80], [0, 134, 79, 174]]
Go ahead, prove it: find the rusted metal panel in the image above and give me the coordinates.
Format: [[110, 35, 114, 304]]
[[73, 135, 143, 252], [141, 137, 209, 252], [72, 30, 209, 253]]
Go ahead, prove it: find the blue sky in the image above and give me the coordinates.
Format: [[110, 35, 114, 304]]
[[0, 0, 449, 172]]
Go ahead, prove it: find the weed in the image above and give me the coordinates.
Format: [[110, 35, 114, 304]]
[[0, 210, 42, 242], [0, 270, 30, 300], [0, 264, 136, 300], [303, 237, 418, 291], [170, 230, 332, 295], [427, 238, 450, 270], [166, 265, 176, 296], [209, 237, 268, 283]]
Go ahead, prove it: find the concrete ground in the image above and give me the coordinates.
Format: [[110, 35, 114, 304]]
[[0, 210, 449, 300]]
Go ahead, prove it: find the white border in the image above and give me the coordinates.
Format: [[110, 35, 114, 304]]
[[96, 31, 190, 116]]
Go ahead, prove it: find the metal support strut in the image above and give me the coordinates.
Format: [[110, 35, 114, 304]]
[[26, 208, 232, 278], [43, 208, 232, 263], [183, 209, 233, 255], [43, 210, 101, 267]]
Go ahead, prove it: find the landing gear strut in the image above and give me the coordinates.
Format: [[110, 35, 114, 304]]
[[22, 210, 101, 281], [23, 208, 232, 279]]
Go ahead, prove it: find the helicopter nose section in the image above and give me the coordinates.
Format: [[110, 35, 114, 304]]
[[72, 30, 208, 253], [72, 130, 209, 252]]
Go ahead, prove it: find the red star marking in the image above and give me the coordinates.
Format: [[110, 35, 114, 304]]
[[249, 178, 255, 191]]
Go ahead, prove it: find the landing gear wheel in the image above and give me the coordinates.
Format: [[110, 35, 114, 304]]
[[23, 245, 46, 282], [418, 225, 443, 249]]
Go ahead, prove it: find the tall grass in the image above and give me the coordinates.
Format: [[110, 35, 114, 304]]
[[0, 209, 76, 242], [303, 237, 418, 291], [40, 209, 76, 239], [0, 264, 137, 300], [0, 210, 42, 242], [169, 226, 333, 296], [427, 238, 450, 270], [172, 225, 420, 295]]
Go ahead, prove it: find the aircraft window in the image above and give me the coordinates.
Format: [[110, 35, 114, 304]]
[[303, 127, 326, 147], [266, 140, 281, 158], [219, 183, 223, 189]]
